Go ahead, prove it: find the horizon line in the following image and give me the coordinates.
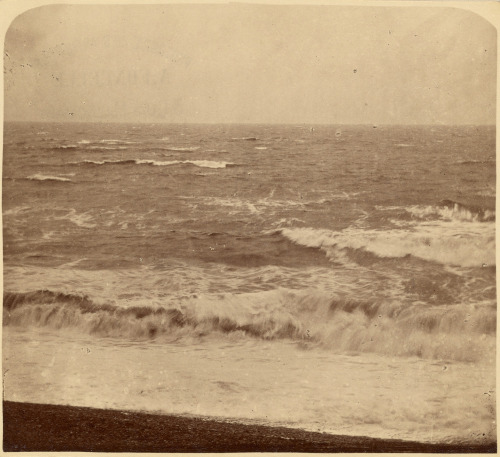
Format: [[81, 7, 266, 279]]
[[3, 120, 497, 127]]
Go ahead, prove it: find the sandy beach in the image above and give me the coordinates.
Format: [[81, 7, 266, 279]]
[[3, 401, 496, 453]]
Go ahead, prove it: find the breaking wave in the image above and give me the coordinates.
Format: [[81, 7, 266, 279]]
[[3, 289, 494, 363], [278, 223, 495, 268]]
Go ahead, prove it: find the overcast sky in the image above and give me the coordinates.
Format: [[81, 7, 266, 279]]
[[3, 4, 497, 124]]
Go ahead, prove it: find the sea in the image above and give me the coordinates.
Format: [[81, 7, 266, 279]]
[[2, 122, 496, 445]]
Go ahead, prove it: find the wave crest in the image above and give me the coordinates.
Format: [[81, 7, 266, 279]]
[[3, 289, 495, 362], [71, 159, 234, 168], [278, 224, 495, 268], [27, 174, 71, 182]]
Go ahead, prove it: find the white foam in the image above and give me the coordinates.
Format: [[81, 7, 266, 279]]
[[79, 139, 135, 145], [186, 160, 232, 169], [3, 206, 32, 216], [88, 146, 128, 150], [27, 174, 71, 182], [187, 196, 306, 216], [166, 146, 200, 152], [376, 204, 495, 223], [272, 218, 306, 228], [43, 208, 96, 229], [280, 222, 495, 268], [135, 159, 179, 166], [42, 231, 56, 240], [59, 209, 97, 229], [75, 160, 107, 165]]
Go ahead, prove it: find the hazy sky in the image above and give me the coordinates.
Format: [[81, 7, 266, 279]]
[[3, 4, 497, 124]]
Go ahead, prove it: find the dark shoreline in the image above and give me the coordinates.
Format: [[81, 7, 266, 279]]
[[3, 401, 496, 453]]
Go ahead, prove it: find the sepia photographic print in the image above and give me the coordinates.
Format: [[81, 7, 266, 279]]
[[1, 1, 497, 453]]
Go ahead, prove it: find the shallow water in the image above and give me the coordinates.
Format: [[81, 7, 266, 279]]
[[3, 326, 495, 444]]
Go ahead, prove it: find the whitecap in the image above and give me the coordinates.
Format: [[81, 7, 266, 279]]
[[27, 174, 71, 182], [166, 146, 200, 152]]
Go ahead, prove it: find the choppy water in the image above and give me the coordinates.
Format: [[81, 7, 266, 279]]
[[2, 122, 496, 444]]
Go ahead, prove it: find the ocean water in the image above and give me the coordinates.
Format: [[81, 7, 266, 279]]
[[2, 122, 496, 444]]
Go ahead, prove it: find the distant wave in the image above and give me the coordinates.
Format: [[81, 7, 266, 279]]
[[3, 288, 495, 362], [99, 139, 137, 144], [77, 139, 137, 145], [186, 160, 236, 169], [457, 159, 495, 165], [278, 224, 495, 268], [88, 146, 129, 151], [231, 137, 257, 141], [71, 159, 235, 169], [54, 145, 78, 150], [165, 146, 200, 152], [72, 159, 136, 165], [26, 174, 71, 182]]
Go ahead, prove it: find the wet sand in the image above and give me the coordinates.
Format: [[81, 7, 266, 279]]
[[3, 401, 496, 453]]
